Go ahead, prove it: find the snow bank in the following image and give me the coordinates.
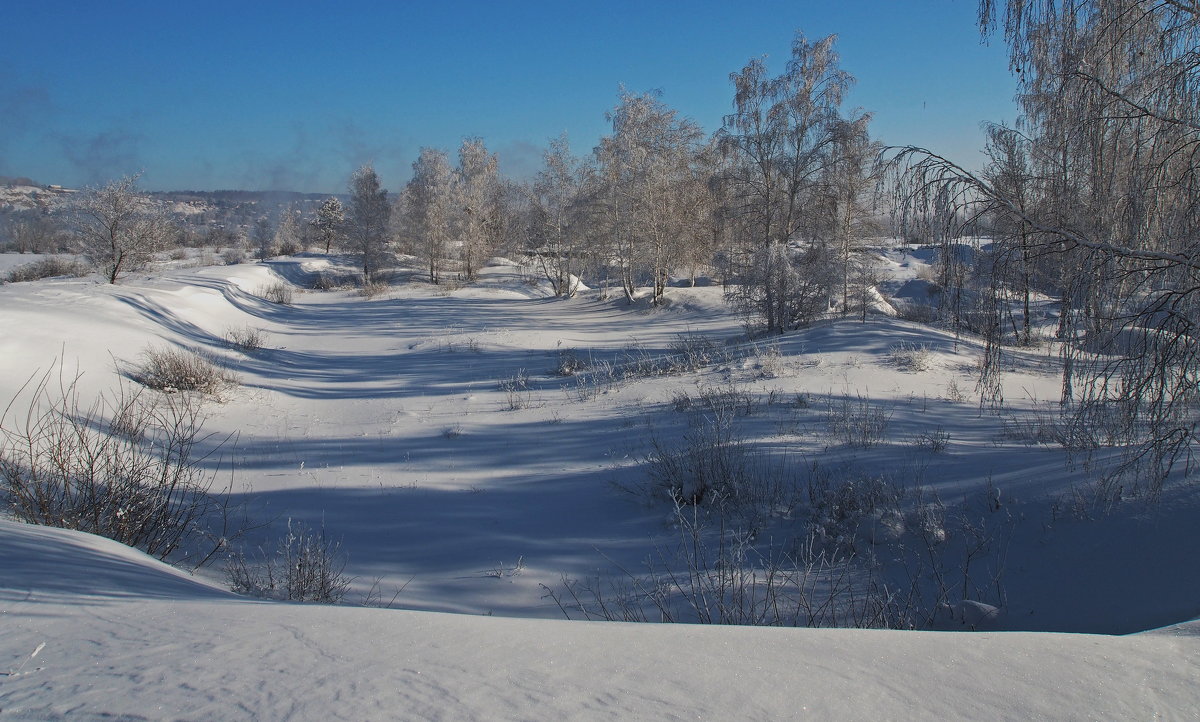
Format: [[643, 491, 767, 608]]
[[2, 519, 1197, 720]]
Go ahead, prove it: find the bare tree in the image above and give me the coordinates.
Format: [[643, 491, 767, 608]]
[[529, 134, 589, 297], [74, 174, 173, 284], [717, 33, 851, 331], [347, 164, 392, 282], [824, 113, 883, 317]]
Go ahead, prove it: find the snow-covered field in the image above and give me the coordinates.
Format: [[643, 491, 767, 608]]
[[2, 250, 1199, 718]]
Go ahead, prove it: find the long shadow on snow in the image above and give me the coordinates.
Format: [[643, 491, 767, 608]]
[[204, 403, 645, 474], [0, 521, 237, 606]]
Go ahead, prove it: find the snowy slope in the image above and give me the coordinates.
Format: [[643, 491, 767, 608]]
[[3, 518, 1198, 720]]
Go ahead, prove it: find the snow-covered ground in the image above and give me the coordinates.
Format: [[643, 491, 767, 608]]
[[4, 518, 1197, 720], [2, 251, 1199, 717]]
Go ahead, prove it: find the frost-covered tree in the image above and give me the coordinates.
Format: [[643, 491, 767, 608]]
[[824, 113, 882, 317], [252, 216, 274, 261], [890, 0, 1200, 493], [273, 206, 303, 256], [74, 174, 173, 284], [718, 33, 851, 331], [528, 134, 589, 297], [456, 138, 501, 281], [403, 148, 456, 284], [595, 88, 709, 304], [347, 164, 392, 282], [312, 196, 345, 254], [981, 123, 1039, 345]]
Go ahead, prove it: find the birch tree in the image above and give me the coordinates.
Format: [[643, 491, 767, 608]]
[[718, 33, 851, 332], [595, 89, 708, 304], [825, 112, 882, 317], [74, 174, 173, 284], [891, 0, 1200, 493], [456, 138, 500, 281], [529, 134, 588, 297], [347, 164, 391, 282], [404, 148, 456, 284]]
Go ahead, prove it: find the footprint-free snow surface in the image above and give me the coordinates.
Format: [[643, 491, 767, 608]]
[[2, 254, 1199, 718]]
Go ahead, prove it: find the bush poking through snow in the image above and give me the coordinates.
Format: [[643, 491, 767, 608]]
[[224, 325, 266, 353], [889, 343, 932, 372], [5, 257, 92, 283], [827, 395, 891, 447], [309, 272, 337, 290], [0, 369, 238, 566], [668, 333, 730, 371], [133, 346, 234, 394], [257, 281, 293, 305], [225, 519, 352, 603], [805, 464, 908, 554], [647, 415, 750, 505], [359, 280, 390, 299], [277, 239, 302, 257], [545, 503, 907, 628], [553, 348, 590, 377], [914, 426, 951, 453], [499, 369, 532, 410], [221, 247, 246, 265]]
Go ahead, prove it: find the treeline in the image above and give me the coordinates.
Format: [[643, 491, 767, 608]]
[[325, 33, 884, 335]]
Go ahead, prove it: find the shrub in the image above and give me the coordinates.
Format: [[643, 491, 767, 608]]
[[889, 343, 932, 372], [359, 280, 390, 298], [221, 247, 246, 265], [695, 383, 755, 418], [257, 281, 293, 305], [309, 273, 337, 291], [647, 417, 750, 505], [499, 369, 532, 410], [0, 371, 236, 566], [554, 348, 590, 377], [545, 504, 905, 628], [224, 325, 266, 353], [804, 465, 908, 553], [5, 257, 91, 283], [133, 345, 234, 394], [225, 519, 352, 603], [667, 333, 729, 371], [752, 342, 785, 378], [827, 395, 891, 447], [914, 426, 951, 453], [277, 240, 302, 256]]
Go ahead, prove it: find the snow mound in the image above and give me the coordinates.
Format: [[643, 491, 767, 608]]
[[3, 519, 1198, 719]]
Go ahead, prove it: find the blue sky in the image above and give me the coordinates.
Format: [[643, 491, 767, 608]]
[[1, 1, 1018, 193]]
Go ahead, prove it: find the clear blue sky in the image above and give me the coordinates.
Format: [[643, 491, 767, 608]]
[[0, 1, 1018, 193]]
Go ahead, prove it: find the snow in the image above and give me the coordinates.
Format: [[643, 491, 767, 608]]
[[3, 519, 1198, 720], [2, 252, 1200, 717]]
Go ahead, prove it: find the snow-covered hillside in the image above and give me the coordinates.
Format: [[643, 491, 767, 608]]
[[0, 183, 76, 213], [1, 253, 1199, 717]]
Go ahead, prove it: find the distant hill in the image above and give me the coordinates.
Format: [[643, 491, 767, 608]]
[[0, 181, 342, 233]]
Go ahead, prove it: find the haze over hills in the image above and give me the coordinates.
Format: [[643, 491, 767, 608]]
[[0, 177, 333, 215]]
